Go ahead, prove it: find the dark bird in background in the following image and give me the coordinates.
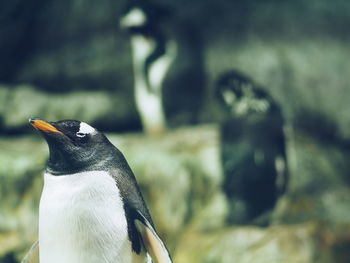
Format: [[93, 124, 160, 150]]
[[215, 70, 288, 226], [119, 0, 177, 135], [22, 118, 172, 263], [119, 0, 206, 133]]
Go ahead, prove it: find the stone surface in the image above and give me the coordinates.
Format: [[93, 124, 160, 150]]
[[0, 85, 138, 132], [174, 222, 350, 263], [1, 125, 350, 262], [272, 128, 350, 225]]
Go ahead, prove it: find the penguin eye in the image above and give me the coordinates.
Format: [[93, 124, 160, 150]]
[[75, 132, 90, 144], [76, 132, 86, 138]]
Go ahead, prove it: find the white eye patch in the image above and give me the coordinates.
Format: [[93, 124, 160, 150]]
[[78, 122, 95, 135]]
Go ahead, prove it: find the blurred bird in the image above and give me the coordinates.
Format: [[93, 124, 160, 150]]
[[22, 118, 172, 263], [215, 70, 288, 225], [120, 0, 177, 135]]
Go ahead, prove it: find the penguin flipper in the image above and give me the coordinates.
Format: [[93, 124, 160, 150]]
[[135, 212, 172, 263], [21, 240, 39, 263]]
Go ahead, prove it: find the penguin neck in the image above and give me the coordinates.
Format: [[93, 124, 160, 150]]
[[130, 32, 172, 92], [46, 147, 129, 176], [131, 35, 156, 71]]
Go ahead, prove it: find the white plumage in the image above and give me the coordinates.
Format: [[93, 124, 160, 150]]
[[39, 171, 132, 263], [78, 122, 96, 135], [131, 35, 177, 134]]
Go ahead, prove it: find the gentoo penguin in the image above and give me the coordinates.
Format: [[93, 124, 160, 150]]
[[119, 0, 177, 135], [22, 118, 172, 263], [215, 70, 288, 225]]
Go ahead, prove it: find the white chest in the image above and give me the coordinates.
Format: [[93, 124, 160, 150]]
[[131, 35, 155, 65], [39, 171, 132, 263]]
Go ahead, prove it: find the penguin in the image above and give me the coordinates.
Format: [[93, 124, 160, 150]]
[[22, 118, 172, 263], [119, 0, 177, 135], [215, 70, 288, 225]]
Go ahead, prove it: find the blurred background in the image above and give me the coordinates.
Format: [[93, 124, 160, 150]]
[[1, 0, 350, 262]]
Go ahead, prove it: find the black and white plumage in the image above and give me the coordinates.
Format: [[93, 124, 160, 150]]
[[22, 118, 172, 263], [120, 0, 177, 134], [216, 70, 288, 225]]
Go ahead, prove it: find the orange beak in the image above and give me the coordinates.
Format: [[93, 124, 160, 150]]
[[30, 118, 63, 134]]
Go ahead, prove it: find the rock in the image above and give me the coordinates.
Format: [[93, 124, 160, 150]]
[[272, 128, 350, 225], [0, 84, 138, 131], [0, 136, 44, 261], [174, 222, 350, 263]]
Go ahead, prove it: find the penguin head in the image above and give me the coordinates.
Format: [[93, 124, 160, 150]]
[[216, 70, 274, 117], [120, 4, 148, 29], [119, 0, 172, 33], [29, 118, 119, 175]]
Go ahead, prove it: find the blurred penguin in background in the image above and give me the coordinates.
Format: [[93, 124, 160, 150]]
[[215, 70, 288, 226], [119, 0, 205, 133], [119, 0, 177, 135]]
